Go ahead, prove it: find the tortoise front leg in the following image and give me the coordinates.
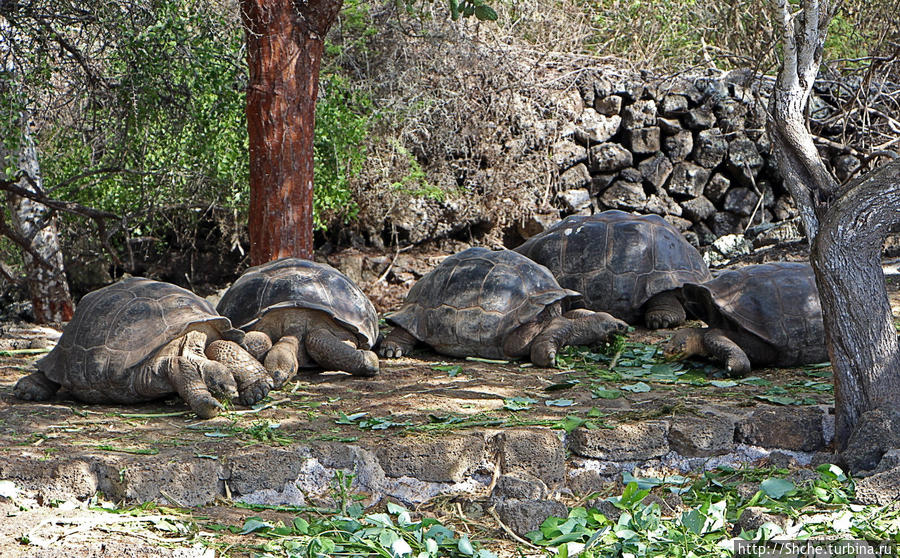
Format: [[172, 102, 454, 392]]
[[530, 310, 628, 367], [379, 326, 418, 358], [153, 356, 224, 419], [307, 328, 379, 377], [243, 330, 273, 360], [13, 371, 60, 401], [263, 335, 302, 388], [206, 340, 274, 405], [702, 328, 752, 376], [663, 327, 751, 376], [644, 290, 687, 329]]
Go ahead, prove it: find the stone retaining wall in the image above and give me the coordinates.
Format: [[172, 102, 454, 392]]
[[534, 69, 866, 249], [1, 404, 839, 536]]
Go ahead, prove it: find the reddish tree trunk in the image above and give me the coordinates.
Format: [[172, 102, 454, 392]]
[[240, 0, 343, 265]]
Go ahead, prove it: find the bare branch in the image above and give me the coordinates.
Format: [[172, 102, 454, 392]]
[[0, 210, 55, 271], [0, 173, 120, 221]]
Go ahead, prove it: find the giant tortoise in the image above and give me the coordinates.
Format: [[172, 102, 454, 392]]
[[216, 258, 380, 384], [514, 210, 711, 328], [379, 247, 627, 366], [13, 277, 272, 418], [663, 262, 828, 376]]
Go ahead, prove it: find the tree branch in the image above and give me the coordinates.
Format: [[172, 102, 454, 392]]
[[0, 173, 120, 221], [0, 210, 55, 271]]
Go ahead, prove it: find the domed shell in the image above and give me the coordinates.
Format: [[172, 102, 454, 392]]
[[681, 262, 826, 363], [386, 247, 578, 358], [37, 277, 237, 403], [514, 210, 711, 323], [216, 258, 379, 349]]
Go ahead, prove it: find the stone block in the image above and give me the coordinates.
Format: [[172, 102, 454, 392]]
[[693, 128, 728, 168], [841, 408, 900, 473], [491, 472, 548, 501], [559, 163, 591, 190], [680, 196, 717, 223], [704, 173, 731, 204], [626, 127, 661, 154], [495, 498, 568, 536], [575, 109, 621, 144], [599, 181, 647, 212], [590, 142, 633, 172], [551, 140, 587, 170], [645, 192, 682, 217], [666, 162, 710, 198], [494, 429, 566, 486], [638, 152, 674, 191], [660, 94, 689, 116], [726, 135, 764, 185], [684, 106, 716, 129], [619, 167, 643, 183], [668, 417, 735, 457], [104, 454, 222, 507], [723, 187, 760, 216], [376, 434, 484, 483], [559, 188, 592, 212], [595, 94, 623, 116], [736, 406, 825, 452], [658, 117, 683, 135], [854, 466, 900, 506], [707, 212, 745, 237], [663, 130, 693, 163], [568, 421, 669, 460], [622, 99, 657, 128]]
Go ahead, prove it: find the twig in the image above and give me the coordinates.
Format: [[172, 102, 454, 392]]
[[487, 506, 540, 549], [227, 397, 292, 415], [465, 356, 510, 364], [158, 489, 186, 508], [743, 162, 766, 233]]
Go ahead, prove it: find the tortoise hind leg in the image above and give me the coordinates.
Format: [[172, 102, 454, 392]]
[[644, 290, 687, 329], [13, 371, 60, 401], [307, 328, 379, 377]]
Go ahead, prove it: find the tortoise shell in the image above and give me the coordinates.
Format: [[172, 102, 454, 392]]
[[514, 210, 711, 323], [680, 262, 826, 364], [386, 247, 578, 358], [37, 277, 238, 403], [216, 258, 379, 349]]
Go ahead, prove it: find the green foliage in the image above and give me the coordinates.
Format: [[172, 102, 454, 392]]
[[226, 495, 498, 557], [825, 11, 869, 64], [313, 75, 373, 229], [390, 140, 447, 201], [525, 465, 899, 557], [41, 2, 248, 217]]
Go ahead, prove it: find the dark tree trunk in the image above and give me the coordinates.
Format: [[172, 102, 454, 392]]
[[2, 120, 74, 324], [812, 161, 900, 448], [769, 0, 900, 454], [240, 0, 343, 265]]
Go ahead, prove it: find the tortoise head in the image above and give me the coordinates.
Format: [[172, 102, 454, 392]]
[[662, 328, 704, 362]]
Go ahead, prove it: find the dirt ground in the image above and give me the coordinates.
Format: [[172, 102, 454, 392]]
[[2, 255, 899, 557]]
